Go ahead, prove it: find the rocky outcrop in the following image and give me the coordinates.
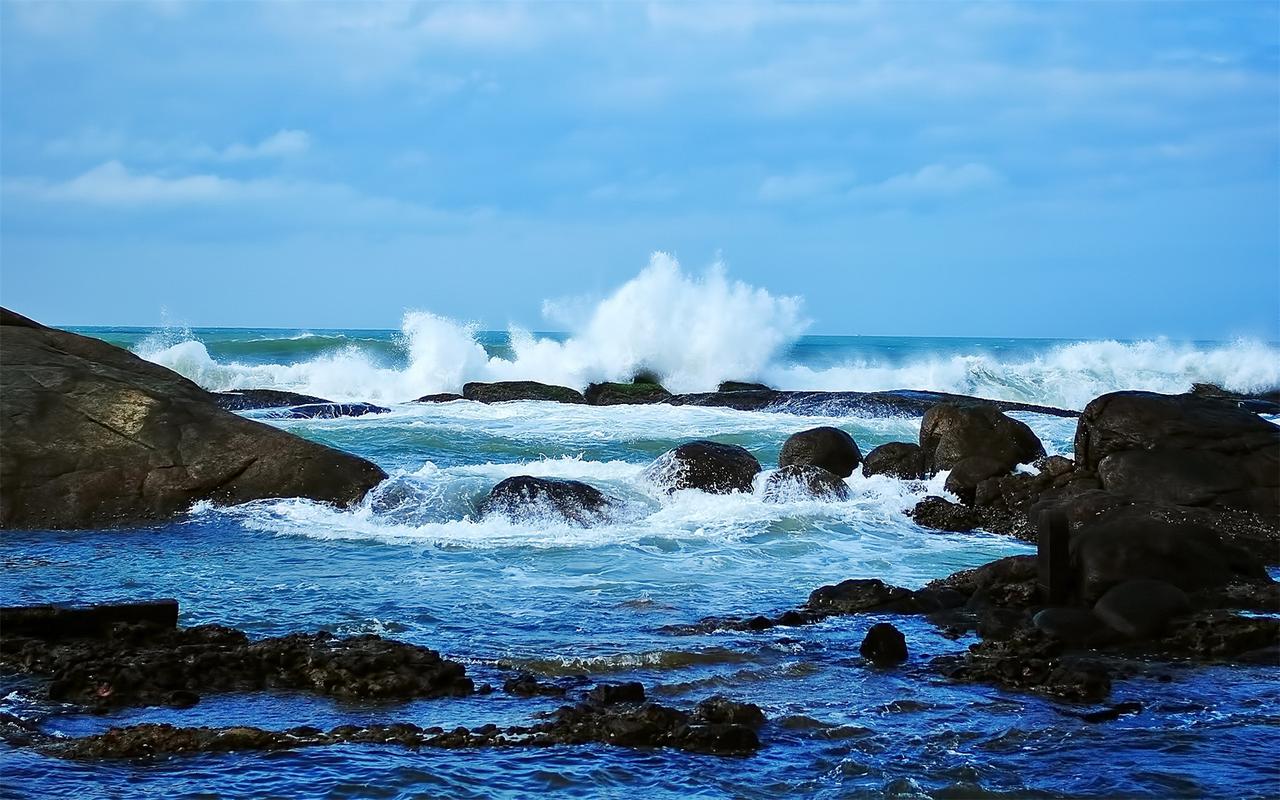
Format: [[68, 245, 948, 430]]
[[763, 465, 850, 502], [643, 441, 761, 494], [1190, 382, 1280, 414], [920, 402, 1045, 474], [584, 380, 672, 405], [778, 426, 862, 477], [717, 381, 771, 392], [213, 389, 332, 411], [0, 308, 387, 529], [479, 476, 613, 525], [861, 442, 925, 480], [413, 393, 465, 403], [462, 381, 586, 404]]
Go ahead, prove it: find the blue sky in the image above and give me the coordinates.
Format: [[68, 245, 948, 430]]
[[1, 0, 1277, 339]]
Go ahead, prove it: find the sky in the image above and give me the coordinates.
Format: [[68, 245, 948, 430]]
[[1, 0, 1277, 340]]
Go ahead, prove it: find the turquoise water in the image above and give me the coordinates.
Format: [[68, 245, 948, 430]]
[[2, 328, 1278, 798]]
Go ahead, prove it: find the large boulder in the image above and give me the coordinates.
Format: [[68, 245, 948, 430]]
[[763, 465, 850, 502], [213, 389, 332, 411], [478, 476, 612, 525], [919, 403, 1045, 474], [462, 381, 586, 404], [861, 442, 925, 480], [644, 441, 761, 494], [778, 427, 862, 478], [0, 309, 387, 529], [1075, 391, 1279, 517], [944, 455, 1008, 505], [584, 380, 672, 405]]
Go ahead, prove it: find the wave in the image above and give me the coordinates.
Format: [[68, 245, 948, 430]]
[[134, 253, 1280, 410]]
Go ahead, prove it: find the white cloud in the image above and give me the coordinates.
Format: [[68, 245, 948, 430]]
[[219, 130, 310, 161], [43, 129, 310, 162], [873, 163, 1003, 195], [14, 161, 238, 205], [758, 169, 857, 202]]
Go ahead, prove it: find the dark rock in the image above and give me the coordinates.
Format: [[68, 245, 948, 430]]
[[462, 381, 586, 404], [860, 623, 908, 665], [585, 682, 646, 705], [717, 381, 771, 392], [213, 389, 332, 411], [1065, 701, 1143, 723], [584, 381, 672, 405], [925, 555, 1041, 609], [1093, 579, 1191, 640], [920, 403, 1045, 474], [807, 579, 916, 613], [0, 600, 178, 639], [691, 695, 766, 727], [861, 442, 925, 480], [763, 465, 850, 502], [1075, 391, 1279, 517], [413, 393, 465, 403], [910, 496, 983, 532], [643, 440, 761, 494], [933, 627, 1112, 702], [1155, 610, 1280, 661], [666, 389, 1077, 418], [503, 673, 566, 697], [269, 402, 390, 419], [944, 455, 1009, 505], [778, 426, 862, 478], [479, 476, 613, 525], [1190, 382, 1280, 414], [0, 308, 388, 529], [1032, 608, 1116, 646]]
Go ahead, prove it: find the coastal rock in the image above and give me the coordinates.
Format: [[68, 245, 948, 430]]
[[910, 496, 983, 532], [717, 381, 771, 392], [778, 426, 862, 477], [1190, 382, 1280, 414], [584, 380, 672, 405], [1074, 391, 1279, 517], [643, 441, 761, 494], [0, 308, 387, 529], [269, 402, 390, 419], [462, 381, 586, 404], [213, 389, 332, 411], [860, 623, 908, 665], [919, 403, 1045, 474], [763, 465, 851, 502], [413, 393, 466, 403], [861, 442, 925, 480], [479, 476, 613, 525], [1032, 608, 1116, 646], [944, 455, 1008, 505], [1093, 579, 1190, 640]]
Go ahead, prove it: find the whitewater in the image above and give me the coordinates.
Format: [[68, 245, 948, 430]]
[[123, 254, 1279, 411]]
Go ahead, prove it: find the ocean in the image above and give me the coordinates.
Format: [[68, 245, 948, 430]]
[[3, 280, 1279, 797]]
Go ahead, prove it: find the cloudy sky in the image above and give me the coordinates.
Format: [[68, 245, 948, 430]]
[[2, 1, 1277, 338]]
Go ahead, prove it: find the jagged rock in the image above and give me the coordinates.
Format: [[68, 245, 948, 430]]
[[920, 403, 1045, 474], [763, 465, 850, 502], [462, 381, 586, 404], [910, 496, 983, 532], [0, 308, 387, 529], [861, 442, 925, 480], [643, 440, 761, 494], [778, 426, 862, 478], [479, 476, 613, 525]]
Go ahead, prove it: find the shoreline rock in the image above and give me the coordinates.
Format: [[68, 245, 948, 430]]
[[462, 381, 586, 404]]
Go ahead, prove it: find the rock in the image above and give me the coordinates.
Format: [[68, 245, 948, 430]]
[[584, 381, 672, 405], [933, 627, 1113, 702], [778, 426, 862, 477], [479, 476, 613, 525], [643, 441, 761, 494], [919, 403, 1045, 474], [462, 381, 586, 404], [1190, 383, 1280, 415], [861, 442, 925, 480], [691, 695, 767, 727], [503, 673, 566, 697], [910, 496, 983, 532], [585, 682, 646, 705], [1032, 608, 1116, 646], [667, 389, 1077, 418], [413, 393, 465, 403], [1155, 610, 1280, 661], [944, 455, 1009, 505], [1093, 579, 1191, 640], [1071, 512, 1267, 601], [0, 600, 178, 639], [213, 389, 332, 411], [717, 381, 772, 392], [0, 308, 387, 529], [763, 465, 850, 502], [269, 402, 390, 419], [860, 623, 908, 665], [924, 555, 1041, 609], [1064, 701, 1143, 724], [1075, 391, 1279, 517]]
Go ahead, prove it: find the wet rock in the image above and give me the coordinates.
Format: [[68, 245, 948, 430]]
[[1, 600, 178, 639], [643, 440, 761, 494], [503, 673, 566, 697], [479, 476, 613, 525], [585, 682, 646, 705], [213, 389, 332, 411], [934, 628, 1112, 702], [1093, 579, 1191, 640], [462, 381, 586, 404], [807, 579, 917, 613], [763, 465, 850, 502], [778, 426, 862, 478], [925, 555, 1041, 609], [860, 623, 908, 666], [1190, 382, 1280, 414], [691, 695, 766, 727], [920, 402, 1045, 474], [1032, 608, 1116, 646], [269, 402, 389, 419], [861, 442, 925, 480], [1155, 611, 1280, 661], [584, 381, 672, 405], [717, 381, 771, 392], [1063, 700, 1143, 724], [944, 455, 1009, 505], [413, 393, 466, 403], [910, 496, 983, 532], [0, 308, 387, 529]]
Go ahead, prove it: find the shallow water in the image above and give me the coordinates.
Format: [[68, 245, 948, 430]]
[[3, 322, 1279, 799]]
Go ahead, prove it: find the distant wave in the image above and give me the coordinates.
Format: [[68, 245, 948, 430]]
[[135, 253, 1280, 410]]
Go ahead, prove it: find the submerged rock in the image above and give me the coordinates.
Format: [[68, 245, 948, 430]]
[[919, 403, 1045, 474], [861, 442, 925, 480], [644, 440, 761, 494], [778, 426, 862, 478], [462, 381, 586, 404], [584, 381, 672, 405], [910, 496, 984, 532], [413, 392, 466, 403], [213, 389, 332, 411], [479, 476, 613, 525], [763, 465, 850, 502], [860, 623, 908, 666], [268, 402, 390, 419], [0, 308, 387, 529]]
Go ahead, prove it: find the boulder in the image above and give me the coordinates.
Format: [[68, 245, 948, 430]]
[[413, 393, 465, 403], [1075, 391, 1279, 517], [944, 455, 1008, 505], [213, 389, 332, 411], [919, 403, 1045, 474], [717, 381, 771, 393], [643, 441, 761, 494], [461, 381, 586, 404], [0, 308, 387, 529], [860, 623, 908, 666], [1093, 579, 1191, 640], [1032, 607, 1116, 646], [861, 442, 925, 480], [778, 426, 862, 478], [478, 476, 612, 525], [910, 496, 982, 532], [584, 381, 672, 405], [763, 465, 850, 502]]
